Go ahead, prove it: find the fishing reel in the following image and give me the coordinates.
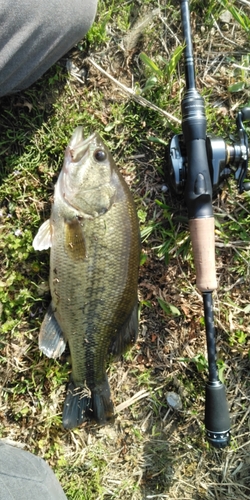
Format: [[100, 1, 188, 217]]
[[166, 107, 250, 196]]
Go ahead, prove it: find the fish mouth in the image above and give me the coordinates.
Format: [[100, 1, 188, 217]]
[[67, 128, 97, 164], [61, 129, 96, 184], [56, 129, 101, 211]]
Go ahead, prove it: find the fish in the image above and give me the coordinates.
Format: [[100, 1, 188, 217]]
[[33, 127, 140, 429]]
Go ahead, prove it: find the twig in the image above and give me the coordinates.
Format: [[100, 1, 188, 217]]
[[211, 15, 239, 47], [146, 495, 170, 499], [88, 57, 181, 125], [238, 0, 250, 6], [232, 63, 250, 71], [115, 389, 150, 413], [159, 14, 181, 46]]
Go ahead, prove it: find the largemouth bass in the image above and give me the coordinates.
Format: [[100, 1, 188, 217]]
[[33, 127, 140, 429]]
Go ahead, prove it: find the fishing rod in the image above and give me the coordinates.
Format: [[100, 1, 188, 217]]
[[165, 0, 250, 448]]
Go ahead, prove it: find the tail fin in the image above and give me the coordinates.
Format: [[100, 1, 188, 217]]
[[62, 376, 114, 429], [62, 382, 91, 429], [89, 375, 114, 424]]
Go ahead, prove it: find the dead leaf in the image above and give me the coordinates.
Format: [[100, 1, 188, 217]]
[[14, 100, 33, 112]]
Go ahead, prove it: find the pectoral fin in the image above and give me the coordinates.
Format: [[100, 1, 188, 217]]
[[33, 219, 52, 250], [39, 303, 66, 358]]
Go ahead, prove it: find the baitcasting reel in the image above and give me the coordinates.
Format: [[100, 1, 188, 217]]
[[166, 107, 250, 197]]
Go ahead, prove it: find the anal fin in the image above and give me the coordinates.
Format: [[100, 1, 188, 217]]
[[109, 301, 138, 357], [39, 303, 66, 358]]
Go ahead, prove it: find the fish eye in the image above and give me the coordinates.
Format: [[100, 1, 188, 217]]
[[94, 149, 107, 162]]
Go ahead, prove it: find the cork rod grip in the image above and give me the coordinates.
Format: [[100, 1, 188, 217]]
[[189, 217, 217, 292]]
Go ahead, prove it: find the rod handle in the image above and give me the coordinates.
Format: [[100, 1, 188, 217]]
[[205, 381, 230, 448], [189, 218, 217, 292]]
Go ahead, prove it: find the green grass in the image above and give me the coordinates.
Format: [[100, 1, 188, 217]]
[[1, 0, 250, 499]]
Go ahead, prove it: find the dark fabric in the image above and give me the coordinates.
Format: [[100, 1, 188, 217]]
[[0, 442, 67, 500], [0, 0, 98, 96]]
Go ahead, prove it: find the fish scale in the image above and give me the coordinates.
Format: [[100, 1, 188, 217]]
[[33, 128, 140, 428]]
